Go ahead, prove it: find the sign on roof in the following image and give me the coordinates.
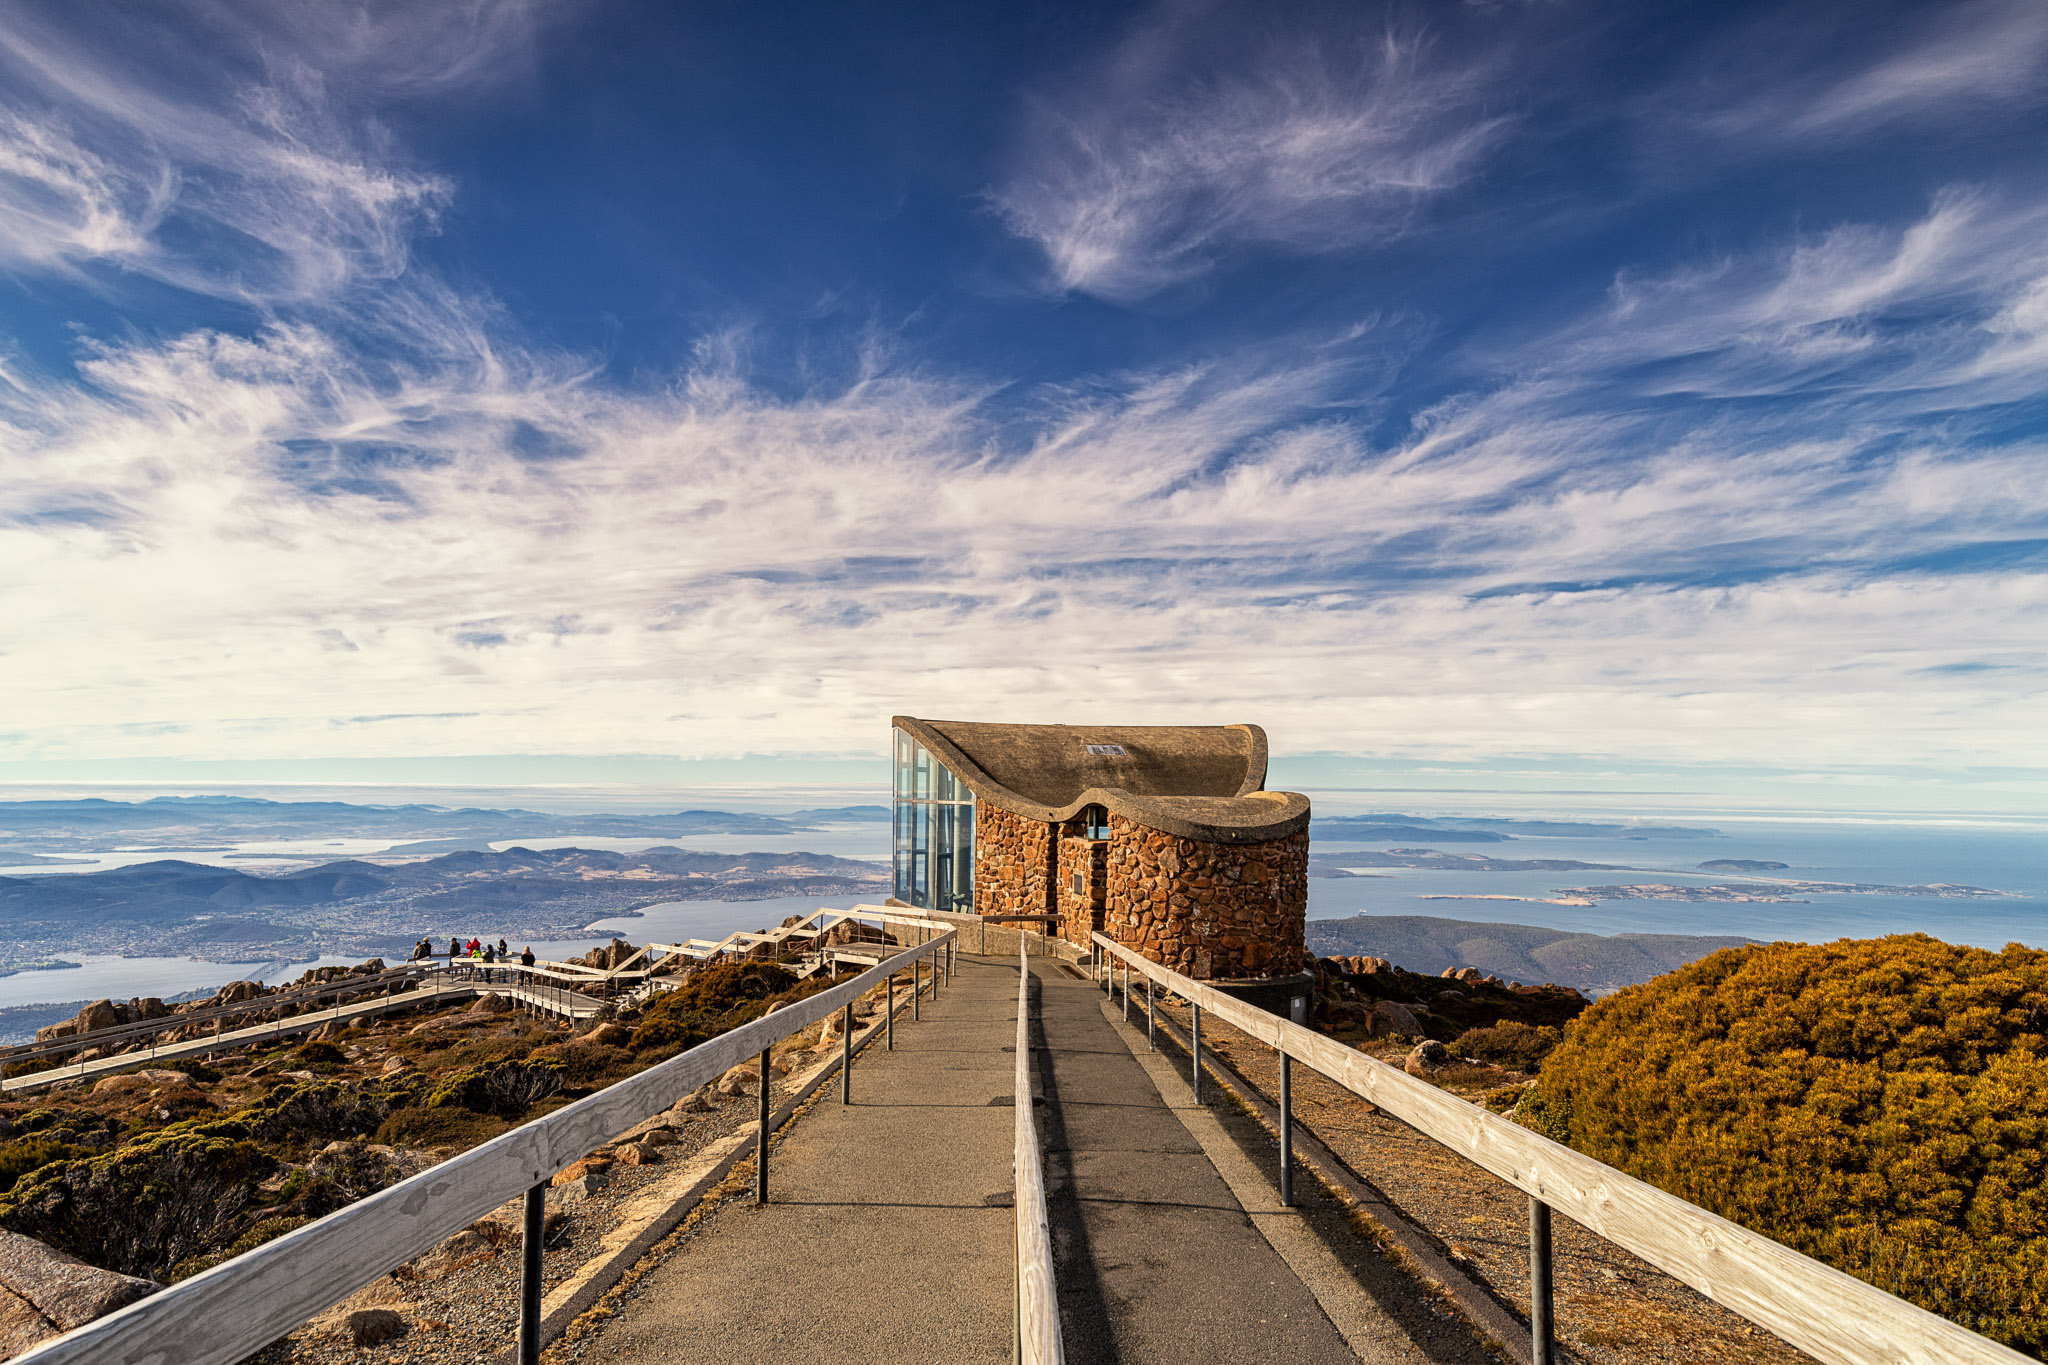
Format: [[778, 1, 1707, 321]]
[[1085, 744, 1127, 756]]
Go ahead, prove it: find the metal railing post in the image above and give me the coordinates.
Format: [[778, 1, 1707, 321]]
[[1121, 961, 1130, 1021], [841, 1003, 853, 1105], [1190, 1005, 1203, 1102], [1279, 1052, 1294, 1208], [1530, 1197, 1555, 1365], [756, 1048, 771, 1204], [518, 1182, 545, 1365], [1145, 975, 1154, 1050]]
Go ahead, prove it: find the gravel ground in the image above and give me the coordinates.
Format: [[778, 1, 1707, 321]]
[[1149, 997, 1817, 1365]]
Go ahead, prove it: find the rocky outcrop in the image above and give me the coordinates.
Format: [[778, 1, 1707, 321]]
[[0, 1230, 157, 1359]]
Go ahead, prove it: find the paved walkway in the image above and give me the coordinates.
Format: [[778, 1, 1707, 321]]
[[580, 953, 1447, 1363]]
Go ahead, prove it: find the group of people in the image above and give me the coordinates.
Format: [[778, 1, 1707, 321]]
[[409, 936, 537, 982]]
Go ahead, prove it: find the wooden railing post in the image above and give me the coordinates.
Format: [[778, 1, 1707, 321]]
[[1530, 1197, 1554, 1365], [1190, 1005, 1203, 1103], [756, 1048, 771, 1204], [518, 1183, 545, 1365], [1278, 1053, 1294, 1208], [887, 974, 896, 1049], [840, 1003, 853, 1105]]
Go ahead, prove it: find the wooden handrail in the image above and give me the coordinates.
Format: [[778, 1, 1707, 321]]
[[1013, 939, 1062, 1364], [1090, 935, 2026, 1365], [14, 929, 958, 1365]]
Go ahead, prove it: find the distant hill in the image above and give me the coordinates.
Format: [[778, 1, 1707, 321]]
[[0, 795, 832, 855], [1306, 913, 1758, 992], [0, 846, 889, 964], [1311, 812, 1724, 842]]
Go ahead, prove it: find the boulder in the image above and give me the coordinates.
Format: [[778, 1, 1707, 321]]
[[1443, 966, 1482, 984], [31, 1021, 75, 1044], [0, 1230, 158, 1339], [545, 1175, 604, 1205], [469, 993, 514, 1016], [1404, 1040, 1450, 1077], [550, 1158, 612, 1188], [136, 1070, 189, 1089], [214, 980, 263, 1006], [338, 1307, 407, 1346], [76, 1001, 120, 1035], [617, 1141, 662, 1166], [1370, 1001, 1425, 1038], [639, 1128, 679, 1148], [381, 1056, 409, 1075], [716, 1064, 757, 1096], [131, 998, 167, 1022], [90, 1074, 149, 1099], [670, 1089, 716, 1117], [587, 1022, 631, 1047]]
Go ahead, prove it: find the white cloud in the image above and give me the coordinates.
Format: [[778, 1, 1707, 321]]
[[0, 2, 551, 303], [994, 10, 1511, 300], [1668, 0, 2048, 146]]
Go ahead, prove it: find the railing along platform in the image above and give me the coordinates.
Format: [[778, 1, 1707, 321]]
[[15, 927, 958, 1365], [1090, 933, 2028, 1365]]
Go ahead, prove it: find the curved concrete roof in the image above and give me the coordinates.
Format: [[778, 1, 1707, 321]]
[[893, 717, 1310, 843]]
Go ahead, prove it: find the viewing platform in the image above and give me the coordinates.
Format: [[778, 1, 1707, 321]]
[[11, 917, 2030, 1365]]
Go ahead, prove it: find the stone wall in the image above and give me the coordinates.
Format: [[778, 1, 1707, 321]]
[[1055, 826, 1108, 947], [973, 803, 1054, 919], [1101, 816, 1308, 980]]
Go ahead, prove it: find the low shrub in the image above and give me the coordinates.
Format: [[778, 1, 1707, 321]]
[[162, 1059, 222, 1083], [1522, 934, 2048, 1351], [1453, 1022, 1560, 1072], [292, 1041, 345, 1067], [425, 1060, 566, 1118], [374, 1106, 513, 1150], [2, 1058, 59, 1080], [0, 1137, 87, 1195], [0, 1131, 275, 1278]]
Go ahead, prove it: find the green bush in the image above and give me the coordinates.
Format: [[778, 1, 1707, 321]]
[[1453, 1022, 1560, 1072], [425, 1060, 565, 1118], [0, 1137, 87, 1195], [626, 961, 839, 1052], [292, 1041, 345, 1068], [164, 1059, 223, 1083], [1521, 934, 2048, 1351], [0, 1131, 275, 1278]]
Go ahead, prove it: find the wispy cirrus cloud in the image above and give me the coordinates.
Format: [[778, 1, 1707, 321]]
[[993, 6, 1512, 300], [0, 1, 557, 305], [1665, 0, 2048, 145]]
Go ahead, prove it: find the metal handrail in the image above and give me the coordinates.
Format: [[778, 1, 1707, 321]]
[[1013, 940, 1062, 1364], [15, 927, 957, 1365], [1090, 934, 2026, 1365]]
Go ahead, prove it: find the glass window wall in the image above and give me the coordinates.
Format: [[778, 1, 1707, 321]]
[[892, 726, 975, 913]]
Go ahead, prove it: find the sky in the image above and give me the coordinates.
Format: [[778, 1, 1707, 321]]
[[0, 0, 2044, 813]]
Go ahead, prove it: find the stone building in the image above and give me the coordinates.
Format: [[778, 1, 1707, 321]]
[[891, 717, 1312, 1012]]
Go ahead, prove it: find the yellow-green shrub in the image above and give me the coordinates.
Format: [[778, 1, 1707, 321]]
[[1521, 934, 2048, 1351]]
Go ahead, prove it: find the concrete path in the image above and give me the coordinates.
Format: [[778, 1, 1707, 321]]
[[1035, 959, 1434, 1364], [575, 952, 1018, 1363], [577, 952, 1453, 1363]]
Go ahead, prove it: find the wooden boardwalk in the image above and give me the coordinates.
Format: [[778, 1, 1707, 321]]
[[2, 975, 602, 1095]]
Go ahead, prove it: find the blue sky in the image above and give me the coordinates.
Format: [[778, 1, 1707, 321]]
[[0, 0, 2044, 811]]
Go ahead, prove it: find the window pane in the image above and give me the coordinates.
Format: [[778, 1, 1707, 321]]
[[912, 741, 932, 800], [893, 800, 914, 901], [893, 728, 913, 798], [933, 758, 958, 802], [912, 801, 931, 904]]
